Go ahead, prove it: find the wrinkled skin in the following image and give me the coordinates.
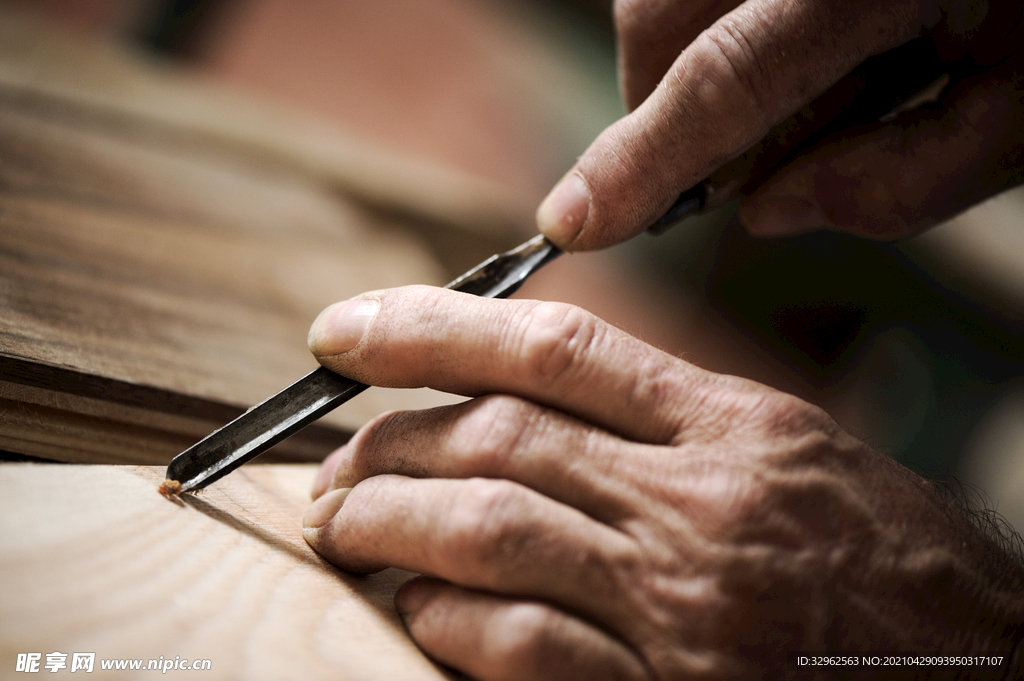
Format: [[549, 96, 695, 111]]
[[303, 287, 1024, 680], [535, 0, 1024, 247]]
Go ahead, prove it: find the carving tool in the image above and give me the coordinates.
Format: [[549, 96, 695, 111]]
[[166, 235, 563, 492]]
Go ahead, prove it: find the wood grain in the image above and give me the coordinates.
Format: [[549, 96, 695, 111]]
[[0, 463, 451, 680], [0, 10, 483, 463], [0, 90, 445, 419], [0, 371, 346, 464]]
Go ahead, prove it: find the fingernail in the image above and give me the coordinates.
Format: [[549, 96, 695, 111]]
[[308, 298, 380, 357], [536, 172, 590, 245], [302, 487, 352, 529], [395, 580, 433, 617], [742, 197, 825, 237]]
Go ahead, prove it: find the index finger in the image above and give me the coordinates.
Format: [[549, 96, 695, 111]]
[[537, 0, 944, 250], [308, 285, 712, 445]]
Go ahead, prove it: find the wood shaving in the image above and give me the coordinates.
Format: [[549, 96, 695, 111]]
[[158, 479, 182, 498]]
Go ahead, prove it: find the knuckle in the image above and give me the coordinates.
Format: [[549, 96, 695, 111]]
[[700, 377, 828, 434], [622, 356, 690, 443], [513, 302, 602, 387], [718, 382, 854, 469], [445, 479, 531, 581], [759, 392, 834, 437], [702, 18, 770, 106], [451, 396, 536, 472], [495, 603, 565, 664], [683, 18, 773, 147], [500, 602, 651, 681], [344, 410, 406, 477], [339, 410, 395, 480]]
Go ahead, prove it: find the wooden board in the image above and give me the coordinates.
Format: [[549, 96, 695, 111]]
[[0, 463, 451, 680], [0, 363, 351, 464], [0, 10, 488, 464], [0, 7, 528, 241]]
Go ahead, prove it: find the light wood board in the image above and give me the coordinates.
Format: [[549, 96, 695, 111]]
[[0, 463, 451, 680]]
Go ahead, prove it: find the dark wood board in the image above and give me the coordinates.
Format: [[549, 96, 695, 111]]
[[0, 12, 492, 463]]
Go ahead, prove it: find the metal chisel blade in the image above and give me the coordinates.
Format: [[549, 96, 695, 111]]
[[165, 235, 562, 492]]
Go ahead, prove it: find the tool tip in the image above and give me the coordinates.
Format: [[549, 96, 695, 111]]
[[158, 479, 183, 499]]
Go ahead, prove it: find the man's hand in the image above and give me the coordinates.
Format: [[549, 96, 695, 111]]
[[303, 287, 1024, 680], [536, 0, 1024, 248]]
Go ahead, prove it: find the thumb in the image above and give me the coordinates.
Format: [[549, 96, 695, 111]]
[[740, 58, 1024, 240], [535, 94, 731, 251]]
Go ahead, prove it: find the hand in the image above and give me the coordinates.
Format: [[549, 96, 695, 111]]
[[536, 0, 1024, 247], [302, 287, 1024, 680]]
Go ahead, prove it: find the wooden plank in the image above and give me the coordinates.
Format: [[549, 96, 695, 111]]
[[0, 98, 444, 414], [0, 463, 451, 680], [0, 375, 345, 464], [0, 14, 476, 463], [0, 7, 527, 246]]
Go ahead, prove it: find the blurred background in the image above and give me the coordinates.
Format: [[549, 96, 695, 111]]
[[4, 0, 1023, 531]]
